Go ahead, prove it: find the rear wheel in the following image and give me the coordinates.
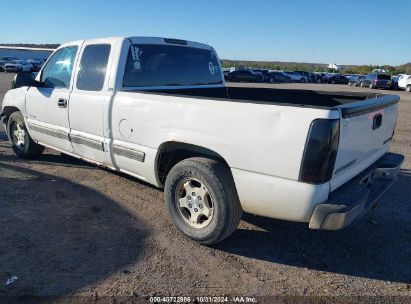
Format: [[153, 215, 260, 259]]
[[164, 157, 242, 245], [6, 111, 44, 158], [406, 85, 411, 92], [369, 83, 374, 89]]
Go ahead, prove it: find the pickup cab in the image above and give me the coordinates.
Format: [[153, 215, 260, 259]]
[[1, 36, 404, 244]]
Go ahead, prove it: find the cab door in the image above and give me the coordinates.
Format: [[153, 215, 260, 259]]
[[68, 41, 114, 165], [25, 43, 81, 152]]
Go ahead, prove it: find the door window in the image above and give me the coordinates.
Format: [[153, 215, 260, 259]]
[[41, 46, 78, 88], [76, 44, 111, 91]]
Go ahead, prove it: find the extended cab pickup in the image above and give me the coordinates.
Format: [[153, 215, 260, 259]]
[[1, 37, 404, 244]]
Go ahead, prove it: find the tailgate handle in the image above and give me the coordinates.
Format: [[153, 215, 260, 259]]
[[373, 114, 383, 130]]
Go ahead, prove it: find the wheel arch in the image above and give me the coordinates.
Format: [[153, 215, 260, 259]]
[[1, 106, 21, 125], [155, 141, 232, 185]]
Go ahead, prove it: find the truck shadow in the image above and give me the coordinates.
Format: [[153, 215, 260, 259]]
[[216, 169, 411, 284], [0, 161, 147, 301]]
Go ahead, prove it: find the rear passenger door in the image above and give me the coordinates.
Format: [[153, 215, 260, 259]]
[[68, 41, 114, 165]]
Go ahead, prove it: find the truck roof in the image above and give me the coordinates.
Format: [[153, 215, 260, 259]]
[[58, 36, 213, 51]]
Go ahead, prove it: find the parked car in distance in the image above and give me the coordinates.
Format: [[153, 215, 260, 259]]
[[314, 73, 326, 83], [398, 74, 411, 92], [348, 75, 365, 87], [1, 36, 404, 245], [225, 70, 264, 82], [253, 69, 272, 82], [390, 76, 399, 90], [295, 71, 314, 82], [361, 73, 392, 89], [4, 60, 34, 73], [283, 71, 307, 83], [26, 59, 44, 72], [319, 73, 337, 83], [223, 69, 231, 80], [266, 71, 292, 83], [327, 74, 349, 84], [0, 56, 19, 72]]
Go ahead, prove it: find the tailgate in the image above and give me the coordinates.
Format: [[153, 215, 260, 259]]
[[330, 95, 399, 191]]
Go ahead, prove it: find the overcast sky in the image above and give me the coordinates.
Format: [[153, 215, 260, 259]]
[[1, 0, 410, 65]]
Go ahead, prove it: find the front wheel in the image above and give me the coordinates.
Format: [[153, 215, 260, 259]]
[[6, 111, 44, 158], [164, 157, 242, 245]]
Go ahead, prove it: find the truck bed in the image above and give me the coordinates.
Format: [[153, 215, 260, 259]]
[[125, 86, 379, 109]]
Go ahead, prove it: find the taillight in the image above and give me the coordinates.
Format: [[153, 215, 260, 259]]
[[299, 119, 340, 184]]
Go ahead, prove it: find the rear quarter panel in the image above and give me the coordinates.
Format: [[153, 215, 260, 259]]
[[111, 91, 339, 181]]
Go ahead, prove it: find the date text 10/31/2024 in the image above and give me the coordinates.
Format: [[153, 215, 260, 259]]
[[149, 296, 257, 303]]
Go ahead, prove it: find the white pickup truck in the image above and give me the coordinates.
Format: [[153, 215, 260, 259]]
[[1, 36, 404, 244], [398, 74, 411, 92]]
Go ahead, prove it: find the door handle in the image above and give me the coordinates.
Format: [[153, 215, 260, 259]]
[[58, 98, 67, 108]]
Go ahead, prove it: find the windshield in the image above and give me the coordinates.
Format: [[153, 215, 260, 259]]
[[123, 44, 223, 87]]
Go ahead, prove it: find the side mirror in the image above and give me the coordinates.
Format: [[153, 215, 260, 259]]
[[11, 71, 36, 89]]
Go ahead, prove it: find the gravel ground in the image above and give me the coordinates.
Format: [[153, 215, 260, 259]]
[[0, 73, 410, 303]]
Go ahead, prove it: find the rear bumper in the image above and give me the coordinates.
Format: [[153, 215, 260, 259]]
[[309, 152, 404, 230]]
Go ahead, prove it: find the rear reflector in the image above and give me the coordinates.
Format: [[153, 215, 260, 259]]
[[299, 119, 340, 184]]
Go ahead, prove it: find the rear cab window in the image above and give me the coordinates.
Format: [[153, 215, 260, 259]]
[[122, 44, 222, 87], [76, 44, 111, 91]]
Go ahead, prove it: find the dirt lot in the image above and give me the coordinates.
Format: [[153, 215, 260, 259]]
[[0, 73, 410, 303]]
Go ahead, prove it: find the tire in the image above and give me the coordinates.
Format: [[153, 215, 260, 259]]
[[331, 80, 336, 84], [406, 85, 411, 92], [164, 157, 243, 245], [360, 82, 364, 88], [6, 111, 44, 158], [269, 78, 275, 83], [300, 78, 307, 83], [369, 83, 374, 89]]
